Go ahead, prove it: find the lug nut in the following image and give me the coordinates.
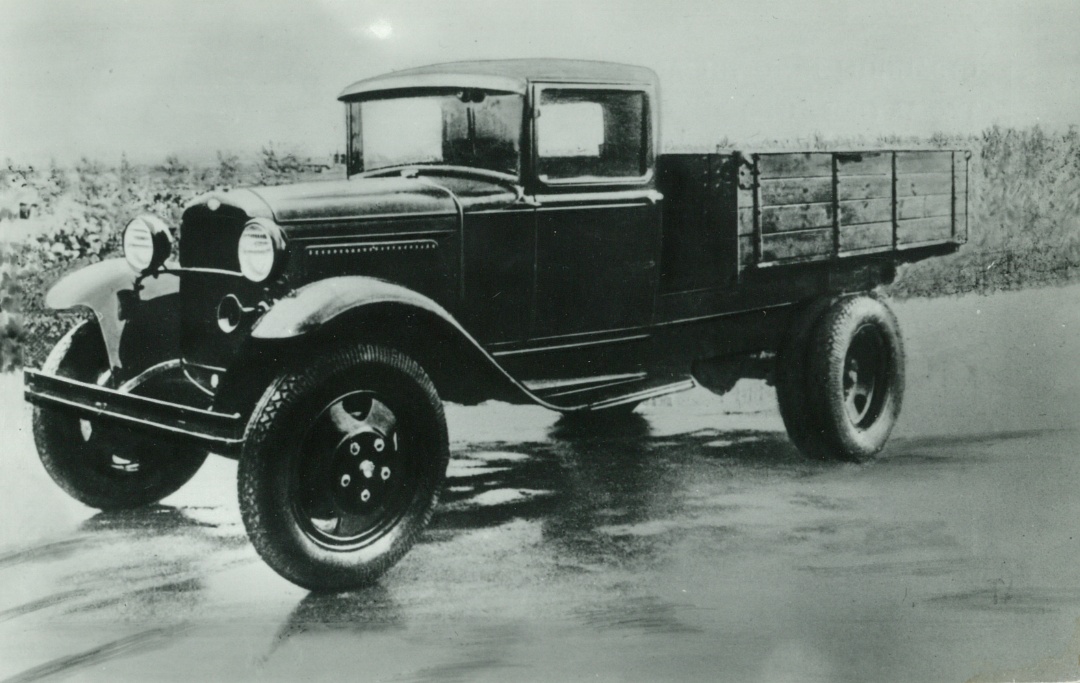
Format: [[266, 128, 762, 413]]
[[361, 489, 371, 502], [349, 442, 360, 456], [374, 437, 385, 453], [340, 474, 351, 487], [381, 466, 391, 481]]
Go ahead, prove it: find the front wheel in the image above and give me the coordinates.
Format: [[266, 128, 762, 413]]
[[32, 321, 209, 510], [238, 345, 449, 592]]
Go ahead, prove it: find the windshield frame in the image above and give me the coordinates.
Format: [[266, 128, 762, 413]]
[[344, 88, 527, 180]]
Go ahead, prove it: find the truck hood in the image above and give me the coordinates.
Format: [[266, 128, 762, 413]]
[[190, 176, 460, 226]]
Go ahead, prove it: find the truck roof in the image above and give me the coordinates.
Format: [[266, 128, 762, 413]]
[[338, 59, 659, 100]]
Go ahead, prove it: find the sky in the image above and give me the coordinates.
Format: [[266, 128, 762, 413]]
[[1, 0, 1078, 163]]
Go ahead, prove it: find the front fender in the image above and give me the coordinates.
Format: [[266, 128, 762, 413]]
[[45, 258, 180, 371], [249, 276, 545, 407], [251, 277, 455, 340]]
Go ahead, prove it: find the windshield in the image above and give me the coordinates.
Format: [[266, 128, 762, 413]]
[[346, 90, 524, 177]]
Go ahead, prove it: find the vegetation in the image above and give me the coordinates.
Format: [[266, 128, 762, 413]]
[[1, 125, 1078, 370], [890, 126, 1080, 297], [0, 149, 335, 369]]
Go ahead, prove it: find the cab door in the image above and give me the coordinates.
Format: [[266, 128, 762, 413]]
[[529, 83, 662, 338]]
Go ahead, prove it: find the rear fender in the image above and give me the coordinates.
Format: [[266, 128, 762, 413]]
[[239, 276, 538, 408], [45, 258, 180, 375]]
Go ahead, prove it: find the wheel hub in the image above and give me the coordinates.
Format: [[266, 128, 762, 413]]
[[297, 392, 410, 547], [843, 325, 886, 428], [330, 429, 398, 515]]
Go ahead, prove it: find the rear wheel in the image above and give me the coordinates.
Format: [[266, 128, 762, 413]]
[[32, 321, 208, 510], [775, 298, 835, 459], [777, 295, 905, 461], [238, 345, 449, 591]]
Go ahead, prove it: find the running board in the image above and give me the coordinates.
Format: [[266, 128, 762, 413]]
[[581, 379, 696, 411], [525, 373, 647, 400]]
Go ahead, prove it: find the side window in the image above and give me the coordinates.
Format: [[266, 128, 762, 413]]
[[536, 88, 647, 182]]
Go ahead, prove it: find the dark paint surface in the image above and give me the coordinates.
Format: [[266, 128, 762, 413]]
[[4, 284, 1080, 682], [534, 199, 662, 337]]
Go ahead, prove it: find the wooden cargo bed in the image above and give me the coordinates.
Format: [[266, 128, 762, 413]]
[[656, 149, 969, 294], [737, 150, 969, 266]]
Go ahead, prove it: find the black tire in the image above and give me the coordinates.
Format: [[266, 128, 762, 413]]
[[238, 344, 449, 592], [32, 321, 209, 510], [804, 295, 905, 461], [775, 297, 836, 459]]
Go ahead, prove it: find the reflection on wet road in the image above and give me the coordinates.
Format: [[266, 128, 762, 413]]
[[4, 285, 1080, 682]]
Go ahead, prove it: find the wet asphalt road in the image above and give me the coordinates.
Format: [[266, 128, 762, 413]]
[[4, 283, 1080, 682]]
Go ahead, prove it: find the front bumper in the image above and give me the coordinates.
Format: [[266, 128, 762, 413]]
[[24, 370, 244, 455]]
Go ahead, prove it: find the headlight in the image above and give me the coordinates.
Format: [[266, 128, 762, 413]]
[[123, 215, 172, 273], [238, 219, 287, 283]]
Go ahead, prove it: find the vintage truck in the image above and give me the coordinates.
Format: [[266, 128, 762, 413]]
[[23, 60, 967, 591]]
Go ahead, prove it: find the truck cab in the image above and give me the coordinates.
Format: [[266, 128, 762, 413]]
[[336, 61, 665, 355]]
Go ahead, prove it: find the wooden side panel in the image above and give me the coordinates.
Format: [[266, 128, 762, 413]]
[[838, 197, 892, 226], [759, 203, 831, 233], [955, 153, 970, 241], [738, 234, 754, 268], [757, 153, 833, 179], [897, 216, 952, 244], [836, 151, 892, 176], [898, 194, 953, 220], [896, 151, 953, 174], [737, 204, 754, 236], [839, 176, 892, 201], [896, 172, 952, 197], [761, 228, 832, 262], [759, 177, 833, 205], [839, 221, 893, 252], [657, 153, 739, 293], [738, 149, 963, 265]]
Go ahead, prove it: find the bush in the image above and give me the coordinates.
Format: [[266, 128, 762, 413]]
[[890, 125, 1080, 298], [1, 147, 338, 368]]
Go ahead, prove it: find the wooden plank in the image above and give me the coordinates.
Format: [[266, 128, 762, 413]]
[[896, 216, 952, 245], [955, 192, 967, 216], [838, 197, 893, 226], [898, 195, 953, 220], [838, 175, 892, 201], [759, 203, 831, 233], [761, 228, 833, 262], [839, 221, 893, 252], [955, 159, 969, 203], [738, 234, 754, 267], [737, 206, 755, 236], [759, 177, 833, 205], [757, 153, 833, 179], [896, 172, 953, 197], [896, 151, 953, 174], [737, 187, 754, 211], [836, 151, 893, 176]]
